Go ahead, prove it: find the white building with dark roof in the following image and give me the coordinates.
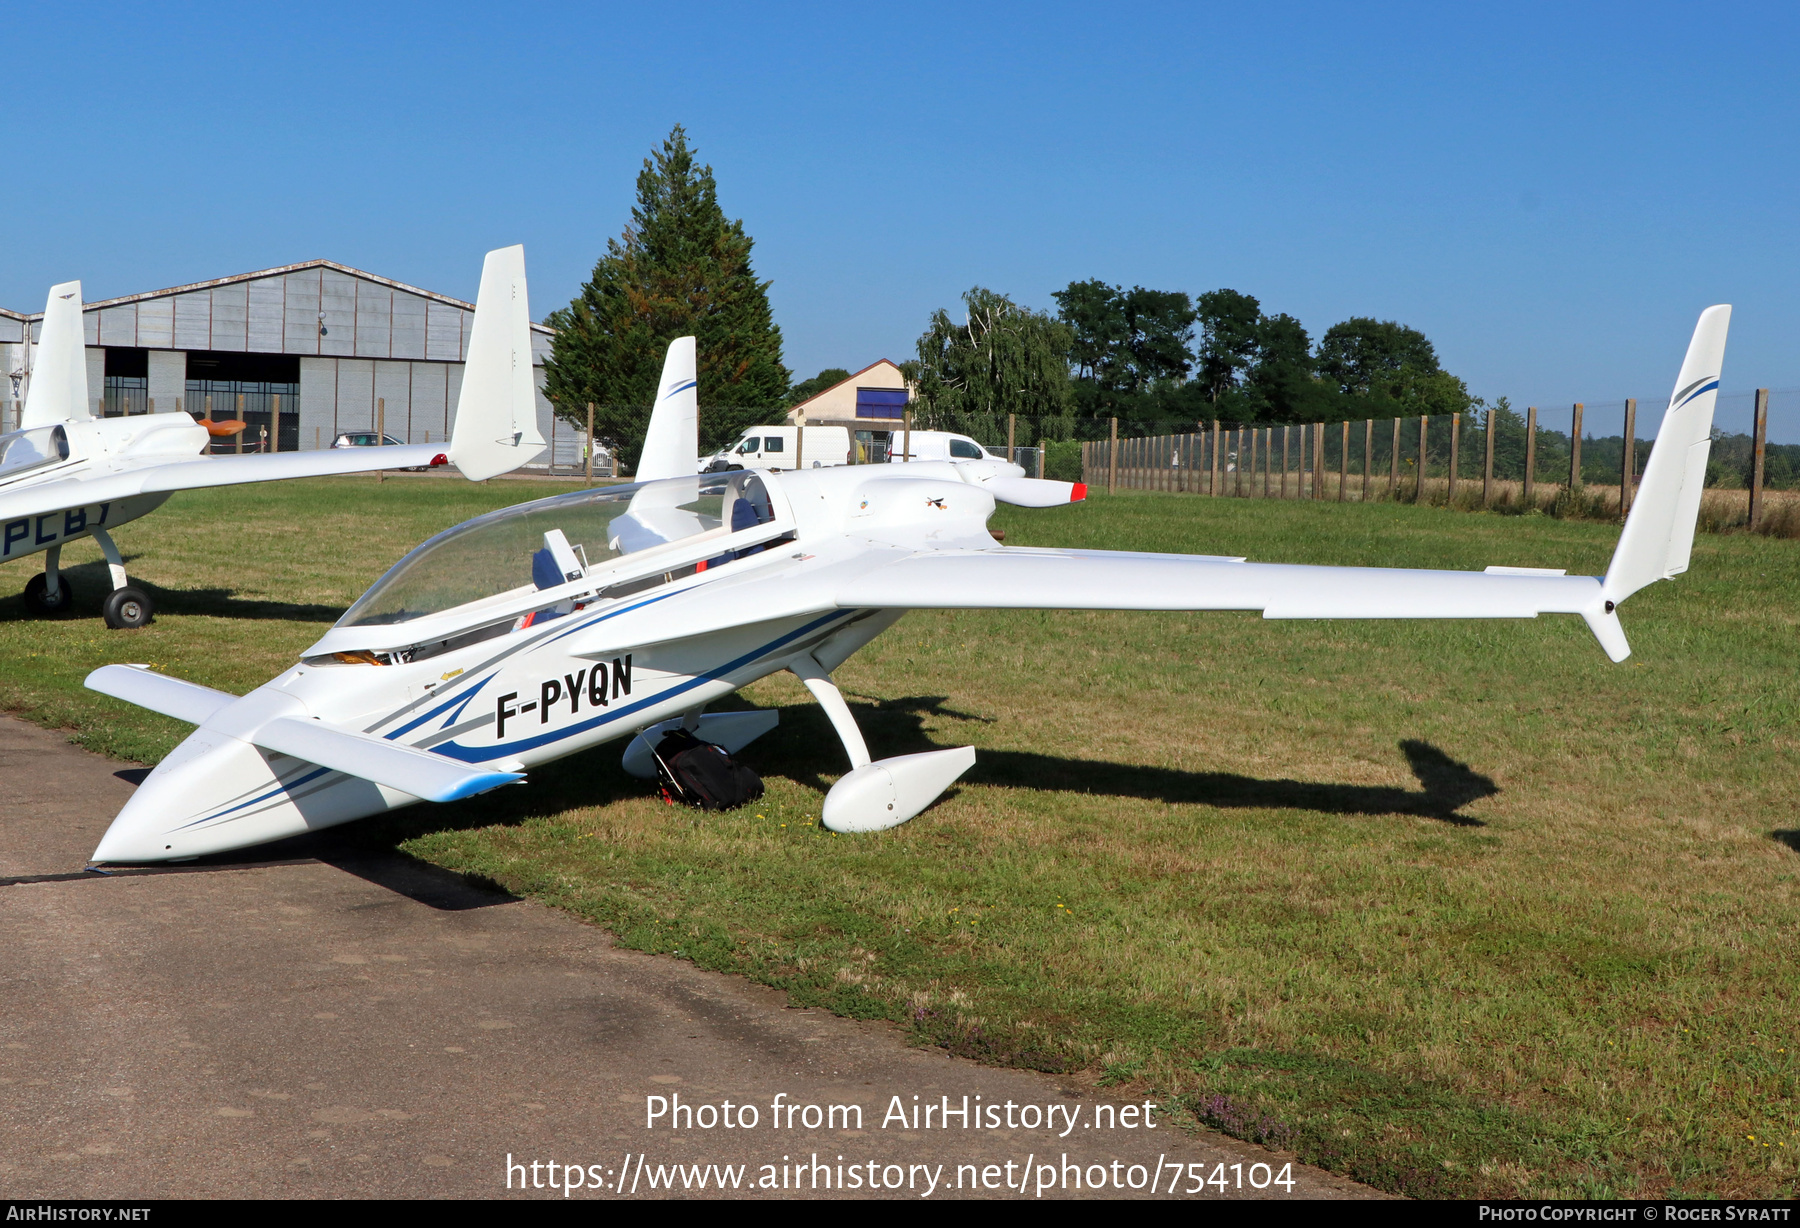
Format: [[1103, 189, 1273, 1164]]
[[0, 261, 570, 460]]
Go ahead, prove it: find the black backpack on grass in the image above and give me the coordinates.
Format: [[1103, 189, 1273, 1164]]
[[650, 728, 764, 812]]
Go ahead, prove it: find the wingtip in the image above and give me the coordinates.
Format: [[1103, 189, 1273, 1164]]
[[1071, 482, 1088, 502], [434, 770, 525, 803]]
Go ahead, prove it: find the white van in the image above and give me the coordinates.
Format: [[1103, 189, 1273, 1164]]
[[701, 425, 851, 472], [889, 430, 997, 463]]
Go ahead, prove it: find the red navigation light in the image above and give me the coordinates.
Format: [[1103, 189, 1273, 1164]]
[[429, 453, 448, 467], [1071, 482, 1088, 501]]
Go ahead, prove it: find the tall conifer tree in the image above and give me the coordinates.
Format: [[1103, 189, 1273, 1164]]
[[544, 125, 789, 468]]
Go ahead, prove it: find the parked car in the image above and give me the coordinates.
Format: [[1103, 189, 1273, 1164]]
[[331, 432, 427, 471]]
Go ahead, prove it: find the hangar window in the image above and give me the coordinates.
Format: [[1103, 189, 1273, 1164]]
[[103, 348, 148, 416]]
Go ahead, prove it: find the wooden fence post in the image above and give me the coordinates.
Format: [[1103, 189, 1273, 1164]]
[[1569, 403, 1584, 492], [1389, 417, 1400, 496], [1313, 422, 1325, 498], [1620, 398, 1637, 518], [1415, 414, 1428, 503], [1483, 406, 1495, 508], [1448, 411, 1460, 504], [1750, 388, 1769, 531], [270, 393, 281, 453], [1338, 420, 1349, 502], [1038, 437, 1048, 480], [1107, 417, 1117, 495], [1363, 418, 1373, 500], [903, 409, 913, 466], [585, 402, 595, 484], [1524, 406, 1538, 504], [1007, 413, 1016, 467], [1209, 419, 1220, 495], [375, 397, 384, 480]]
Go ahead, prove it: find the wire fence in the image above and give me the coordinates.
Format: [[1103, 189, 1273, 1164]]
[[1079, 400, 1800, 538]]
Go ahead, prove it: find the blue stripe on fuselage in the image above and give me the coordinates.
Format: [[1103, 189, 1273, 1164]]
[[431, 610, 856, 763], [175, 766, 333, 830]]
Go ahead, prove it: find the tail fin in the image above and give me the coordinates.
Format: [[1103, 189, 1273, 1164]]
[[633, 337, 698, 481], [1602, 305, 1731, 607], [21, 281, 91, 429], [447, 246, 546, 481]]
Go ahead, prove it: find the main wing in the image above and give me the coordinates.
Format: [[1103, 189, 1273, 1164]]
[[829, 545, 1622, 651], [135, 444, 449, 493], [833, 545, 1597, 619]]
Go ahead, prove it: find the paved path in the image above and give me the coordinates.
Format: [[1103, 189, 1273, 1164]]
[[0, 716, 1380, 1200]]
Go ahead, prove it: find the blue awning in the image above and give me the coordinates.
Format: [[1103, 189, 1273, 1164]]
[[855, 388, 909, 418]]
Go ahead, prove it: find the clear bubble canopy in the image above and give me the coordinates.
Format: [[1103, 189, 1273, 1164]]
[[335, 473, 778, 628]]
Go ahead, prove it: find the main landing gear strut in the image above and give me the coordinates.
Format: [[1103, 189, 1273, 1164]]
[[618, 652, 974, 833], [20, 530, 153, 629], [786, 652, 975, 833]]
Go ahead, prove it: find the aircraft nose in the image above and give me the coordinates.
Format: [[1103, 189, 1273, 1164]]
[[90, 728, 272, 863]]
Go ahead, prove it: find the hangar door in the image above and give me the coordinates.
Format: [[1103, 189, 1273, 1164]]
[[186, 352, 301, 452]]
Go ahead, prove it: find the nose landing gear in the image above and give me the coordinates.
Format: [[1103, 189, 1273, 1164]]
[[102, 586, 153, 630]]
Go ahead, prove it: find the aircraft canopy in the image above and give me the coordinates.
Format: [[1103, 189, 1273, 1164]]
[[335, 474, 774, 628]]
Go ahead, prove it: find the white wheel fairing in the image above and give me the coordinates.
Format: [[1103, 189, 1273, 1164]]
[[821, 747, 977, 834]]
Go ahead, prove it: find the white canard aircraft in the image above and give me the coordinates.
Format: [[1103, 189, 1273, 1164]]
[[83, 308, 1730, 862], [1, 247, 545, 628]]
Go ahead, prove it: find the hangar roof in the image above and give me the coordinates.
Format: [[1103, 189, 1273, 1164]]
[[3, 261, 554, 362]]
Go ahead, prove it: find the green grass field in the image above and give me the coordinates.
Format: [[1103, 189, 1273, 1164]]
[[4, 475, 1797, 1199]]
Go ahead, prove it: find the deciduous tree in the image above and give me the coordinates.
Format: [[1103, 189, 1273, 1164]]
[[1195, 289, 1263, 404], [909, 287, 1073, 421]]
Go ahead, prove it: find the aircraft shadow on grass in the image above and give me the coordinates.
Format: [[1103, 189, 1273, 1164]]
[[0, 556, 346, 624], [818, 694, 1499, 826], [52, 692, 1498, 905]]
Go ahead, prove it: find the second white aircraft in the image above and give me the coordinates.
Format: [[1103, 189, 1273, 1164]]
[[1, 247, 545, 627], [85, 307, 1730, 861]]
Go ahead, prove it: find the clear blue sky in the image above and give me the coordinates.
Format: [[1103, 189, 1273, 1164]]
[[11, 2, 1800, 437]]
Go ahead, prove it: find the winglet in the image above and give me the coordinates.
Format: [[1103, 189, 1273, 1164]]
[[1602, 305, 1731, 607], [634, 337, 698, 481], [22, 281, 92, 429], [447, 246, 547, 481]]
